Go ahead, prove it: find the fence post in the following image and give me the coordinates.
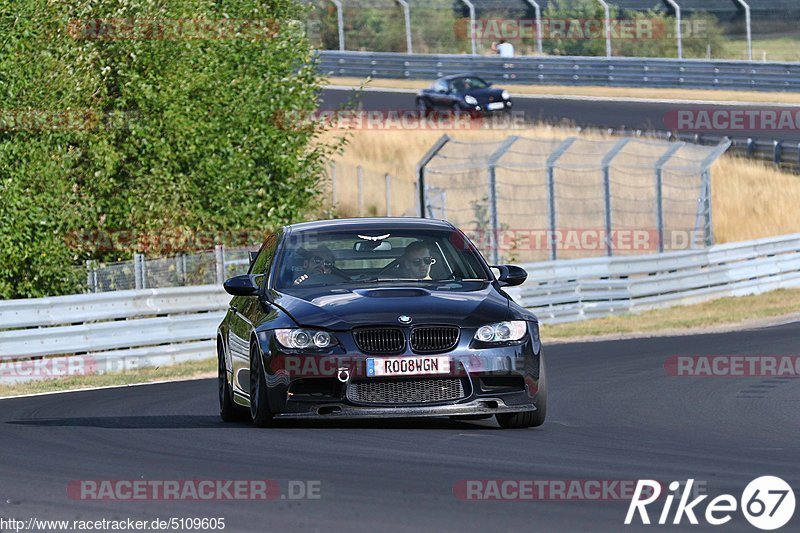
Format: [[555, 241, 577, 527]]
[[357, 166, 364, 216], [215, 245, 226, 285], [699, 140, 733, 247], [597, 0, 612, 57], [486, 137, 520, 265], [654, 142, 685, 253], [664, 0, 682, 59], [524, 1, 543, 55], [733, 0, 752, 61], [395, 0, 413, 54], [133, 253, 144, 290], [773, 140, 782, 165], [459, 0, 477, 55], [385, 173, 392, 217], [601, 138, 631, 257], [546, 138, 577, 261], [415, 135, 451, 218], [330, 0, 345, 51], [331, 161, 338, 206]]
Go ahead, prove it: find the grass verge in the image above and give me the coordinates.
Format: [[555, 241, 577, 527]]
[[0, 358, 215, 399], [329, 76, 800, 105], [542, 288, 800, 342]]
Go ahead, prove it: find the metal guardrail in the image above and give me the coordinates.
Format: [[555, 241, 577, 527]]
[[3, 232, 800, 383], [0, 285, 228, 384], [318, 51, 800, 92], [506, 232, 800, 323]]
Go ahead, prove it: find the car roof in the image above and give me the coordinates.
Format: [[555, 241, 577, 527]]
[[438, 74, 483, 82], [285, 217, 455, 233]]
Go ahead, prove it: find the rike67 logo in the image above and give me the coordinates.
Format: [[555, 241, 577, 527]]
[[626, 477, 795, 530]]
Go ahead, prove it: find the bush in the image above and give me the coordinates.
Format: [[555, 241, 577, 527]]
[[0, 0, 341, 298]]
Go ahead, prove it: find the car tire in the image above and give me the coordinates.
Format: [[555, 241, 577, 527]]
[[218, 339, 247, 422], [249, 339, 275, 427], [496, 358, 547, 429]]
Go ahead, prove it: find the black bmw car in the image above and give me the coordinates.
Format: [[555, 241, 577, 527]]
[[217, 218, 545, 428], [416, 74, 513, 115]]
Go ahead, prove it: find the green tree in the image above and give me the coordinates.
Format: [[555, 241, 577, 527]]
[[0, 0, 342, 299]]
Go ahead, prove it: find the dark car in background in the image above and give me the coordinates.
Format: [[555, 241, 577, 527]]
[[416, 74, 513, 115], [217, 218, 545, 429]]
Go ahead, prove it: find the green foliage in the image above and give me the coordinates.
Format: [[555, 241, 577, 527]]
[[0, 0, 342, 298]]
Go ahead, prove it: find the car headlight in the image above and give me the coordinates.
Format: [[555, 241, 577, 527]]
[[502, 90, 510, 100], [275, 329, 335, 349], [464, 95, 478, 105], [474, 321, 527, 343]]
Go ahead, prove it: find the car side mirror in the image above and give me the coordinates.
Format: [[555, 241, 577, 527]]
[[494, 265, 527, 287], [223, 274, 260, 296]]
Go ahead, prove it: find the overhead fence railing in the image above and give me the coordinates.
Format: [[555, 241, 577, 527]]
[[417, 134, 730, 264], [3, 232, 800, 383], [318, 51, 800, 92]]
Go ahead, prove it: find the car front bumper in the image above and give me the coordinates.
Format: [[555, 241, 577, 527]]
[[251, 329, 543, 420]]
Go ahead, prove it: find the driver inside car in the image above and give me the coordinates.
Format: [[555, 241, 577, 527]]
[[395, 241, 436, 280], [293, 246, 337, 285]]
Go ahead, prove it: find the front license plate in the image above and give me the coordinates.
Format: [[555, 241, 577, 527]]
[[366, 356, 450, 377], [488, 102, 505, 110]]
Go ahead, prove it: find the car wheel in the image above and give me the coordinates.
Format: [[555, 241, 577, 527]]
[[218, 339, 247, 422], [496, 358, 547, 429], [249, 339, 275, 427], [416, 98, 429, 117]]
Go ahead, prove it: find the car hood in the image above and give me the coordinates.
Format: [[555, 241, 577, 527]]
[[272, 283, 511, 330]]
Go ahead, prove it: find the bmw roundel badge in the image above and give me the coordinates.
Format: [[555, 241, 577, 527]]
[[398, 315, 412, 325]]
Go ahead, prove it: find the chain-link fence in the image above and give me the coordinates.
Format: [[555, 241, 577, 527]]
[[419, 134, 730, 263], [85, 246, 255, 293]]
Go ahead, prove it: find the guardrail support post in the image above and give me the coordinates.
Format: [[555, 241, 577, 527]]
[[654, 142, 685, 253], [546, 137, 577, 261], [601, 138, 631, 257], [459, 0, 477, 55], [416, 135, 451, 218], [773, 140, 782, 165], [486, 136, 520, 264], [330, 0, 345, 51], [664, 0, 682, 59], [525, 1, 543, 55]]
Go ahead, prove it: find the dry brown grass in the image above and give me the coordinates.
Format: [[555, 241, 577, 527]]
[[321, 126, 800, 244], [330, 77, 800, 105]]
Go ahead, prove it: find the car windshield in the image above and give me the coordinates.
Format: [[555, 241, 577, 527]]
[[275, 227, 490, 289], [451, 77, 489, 92]]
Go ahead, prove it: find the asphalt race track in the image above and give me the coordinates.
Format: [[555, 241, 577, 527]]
[[1, 322, 798, 532], [321, 87, 800, 142]]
